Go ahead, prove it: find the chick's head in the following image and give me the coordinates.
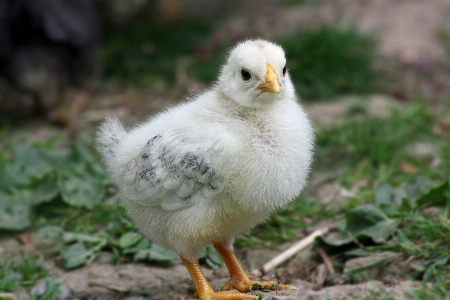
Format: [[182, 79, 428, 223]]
[[217, 39, 295, 108]]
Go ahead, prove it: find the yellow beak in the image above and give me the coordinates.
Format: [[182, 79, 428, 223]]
[[257, 64, 281, 94]]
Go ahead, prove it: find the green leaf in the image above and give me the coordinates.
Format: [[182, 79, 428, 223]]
[[345, 248, 371, 257], [31, 277, 63, 299], [72, 143, 97, 164], [346, 205, 399, 242], [405, 176, 435, 201], [119, 232, 143, 249], [62, 232, 105, 244], [0, 192, 32, 230], [375, 183, 405, 207], [205, 247, 223, 270], [38, 226, 64, 240], [131, 240, 178, 261], [0, 163, 30, 190], [148, 244, 178, 261], [394, 197, 412, 213], [198, 248, 208, 259], [14, 144, 53, 176], [316, 205, 400, 248], [37, 147, 71, 168], [32, 172, 59, 205], [60, 243, 92, 269], [131, 240, 152, 261], [0, 141, 108, 232], [58, 166, 105, 209], [416, 179, 450, 209], [344, 256, 397, 279]]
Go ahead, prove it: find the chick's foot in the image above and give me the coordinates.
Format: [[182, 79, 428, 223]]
[[181, 257, 258, 300], [221, 278, 296, 293], [195, 290, 258, 300], [213, 242, 296, 293]]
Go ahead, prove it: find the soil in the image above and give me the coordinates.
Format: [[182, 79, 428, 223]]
[[1, 0, 450, 299]]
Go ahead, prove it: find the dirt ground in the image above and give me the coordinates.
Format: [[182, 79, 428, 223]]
[[1, 0, 450, 299]]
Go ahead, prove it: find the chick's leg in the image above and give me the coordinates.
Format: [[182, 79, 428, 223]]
[[213, 242, 296, 293], [180, 256, 258, 300]]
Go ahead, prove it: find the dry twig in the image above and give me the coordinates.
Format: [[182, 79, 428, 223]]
[[258, 227, 330, 274], [316, 247, 335, 276]]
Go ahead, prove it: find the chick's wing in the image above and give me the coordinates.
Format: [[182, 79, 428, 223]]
[[120, 134, 224, 211]]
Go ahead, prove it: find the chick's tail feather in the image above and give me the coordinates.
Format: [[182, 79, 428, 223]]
[[96, 116, 127, 181]]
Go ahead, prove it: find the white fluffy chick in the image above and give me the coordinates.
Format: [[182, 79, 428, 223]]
[[97, 39, 314, 300]]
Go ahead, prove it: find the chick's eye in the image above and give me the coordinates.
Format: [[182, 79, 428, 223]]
[[240, 69, 252, 82], [282, 65, 287, 77]]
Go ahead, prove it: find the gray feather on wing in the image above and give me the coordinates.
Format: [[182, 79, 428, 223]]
[[121, 134, 224, 211]]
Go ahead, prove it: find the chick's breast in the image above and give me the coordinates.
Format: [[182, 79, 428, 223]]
[[219, 97, 314, 213]]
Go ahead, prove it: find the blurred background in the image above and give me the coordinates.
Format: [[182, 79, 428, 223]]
[[0, 1, 449, 299], [1, 0, 449, 129]]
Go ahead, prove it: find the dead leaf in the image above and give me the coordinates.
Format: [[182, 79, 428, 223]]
[[433, 116, 450, 137], [401, 163, 418, 174], [0, 293, 18, 300], [17, 233, 32, 244]]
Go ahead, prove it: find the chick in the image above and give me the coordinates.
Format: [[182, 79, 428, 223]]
[[97, 39, 314, 299]]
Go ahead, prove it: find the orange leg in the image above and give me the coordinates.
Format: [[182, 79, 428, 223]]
[[180, 256, 258, 300], [213, 242, 297, 293]]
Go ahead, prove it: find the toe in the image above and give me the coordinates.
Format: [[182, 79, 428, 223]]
[[277, 284, 297, 290], [241, 280, 297, 293], [199, 290, 259, 300]]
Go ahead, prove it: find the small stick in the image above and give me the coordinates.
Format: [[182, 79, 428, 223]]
[[0, 293, 18, 300], [260, 227, 330, 274], [317, 247, 335, 276]]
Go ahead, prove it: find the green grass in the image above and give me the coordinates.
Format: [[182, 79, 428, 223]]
[[316, 105, 431, 168], [0, 253, 62, 299], [315, 104, 440, 191], [311, 103, 449, 297], [310, 176, 450, 297], [278, 26, 382, 100], [100, 21, 382, 100], [101, 18, 213, 86], [364, 288, 396, 300]]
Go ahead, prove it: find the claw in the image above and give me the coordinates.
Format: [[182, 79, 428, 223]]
[[214, 242, 297, 294], [199, 290, 258, 300], [181, 257, 259, 300], [181, 243, 296, 300]]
